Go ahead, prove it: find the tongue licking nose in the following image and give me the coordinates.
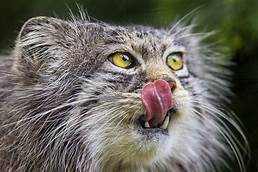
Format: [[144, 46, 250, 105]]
[[141, 79, 174, 127]]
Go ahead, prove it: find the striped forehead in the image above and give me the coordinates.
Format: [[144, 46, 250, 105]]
[[126, 33, 172, 62], [104, 25, 185, 62]]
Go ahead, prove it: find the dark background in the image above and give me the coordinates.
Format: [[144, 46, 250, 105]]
[[0, 0, 257, 171]]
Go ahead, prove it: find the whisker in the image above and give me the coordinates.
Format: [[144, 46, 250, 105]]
[[191, 99, 249, 152], [190, 101, 247, 172]]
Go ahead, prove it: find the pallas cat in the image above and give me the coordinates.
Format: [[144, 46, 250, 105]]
[[0, 13, 248, 172]]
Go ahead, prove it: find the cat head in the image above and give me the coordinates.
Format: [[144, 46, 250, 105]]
[[10, 15, 247, 171]]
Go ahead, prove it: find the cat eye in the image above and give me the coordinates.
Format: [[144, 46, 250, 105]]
[[166, 52, 184, 71], [109, 52, 134, 69]]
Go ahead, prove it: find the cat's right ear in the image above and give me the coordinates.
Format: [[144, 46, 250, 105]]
[[15, 16, 72, 60], [13, 16, 72, 84]]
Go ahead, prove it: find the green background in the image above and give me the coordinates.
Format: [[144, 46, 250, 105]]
[[0, 0, 257, 171]]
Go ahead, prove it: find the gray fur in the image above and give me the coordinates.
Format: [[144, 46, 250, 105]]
[[0, 13, 248, 172]]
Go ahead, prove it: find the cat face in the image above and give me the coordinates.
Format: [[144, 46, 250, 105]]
[[11, 16, 245, 171], [78, 26, 193, 167]]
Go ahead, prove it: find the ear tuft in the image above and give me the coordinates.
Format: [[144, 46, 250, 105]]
[[13, 16, 72, 84], [19, 17, 52, 39], [17, 16, 71, 48]]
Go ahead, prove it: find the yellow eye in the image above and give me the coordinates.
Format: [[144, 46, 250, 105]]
[[166, 52, 184, 71], [110, 52, 134, 69]]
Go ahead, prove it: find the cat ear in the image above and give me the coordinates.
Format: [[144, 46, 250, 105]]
[[13, 16, 72, 83], [16, 16, 72, 59]]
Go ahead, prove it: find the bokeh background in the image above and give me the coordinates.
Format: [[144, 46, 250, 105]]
[[0, 0, 257, 171]]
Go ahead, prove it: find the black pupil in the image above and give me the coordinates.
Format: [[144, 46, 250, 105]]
[[172, 56, 177, 62], [122, 55, 129, 61]]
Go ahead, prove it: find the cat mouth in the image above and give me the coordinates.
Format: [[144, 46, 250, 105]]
[[138, 108, 176, 135], [138, 79, 175, 135]]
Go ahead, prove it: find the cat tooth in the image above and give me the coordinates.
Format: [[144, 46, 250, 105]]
[[160, 116, 170, 129], [144, 121, 150, 128]]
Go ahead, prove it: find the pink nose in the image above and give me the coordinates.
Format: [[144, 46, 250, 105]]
[[141, 79, 174, 127]]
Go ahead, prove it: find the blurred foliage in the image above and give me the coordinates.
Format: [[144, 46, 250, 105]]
[[0, 0, 258, 171]]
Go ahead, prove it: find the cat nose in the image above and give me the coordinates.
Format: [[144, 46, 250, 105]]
[[145, 76, 177, 91], [161, 77, 177, 91]]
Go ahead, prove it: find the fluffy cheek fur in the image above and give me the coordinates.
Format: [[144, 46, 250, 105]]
[[77, 76, 199, 170]]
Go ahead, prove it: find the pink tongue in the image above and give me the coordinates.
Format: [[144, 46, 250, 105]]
[[141, 79, 173, 126]]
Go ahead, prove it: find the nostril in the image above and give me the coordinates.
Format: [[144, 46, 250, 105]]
[[161, 77, 177, 90]]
